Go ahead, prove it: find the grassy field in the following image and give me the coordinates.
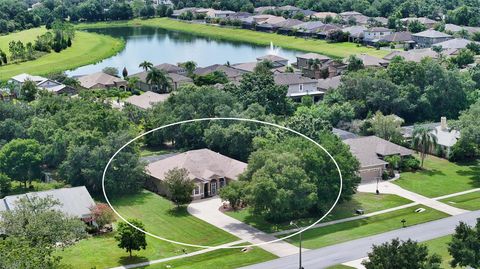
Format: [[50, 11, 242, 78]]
[[424, 236, 458, 269], [0, 27, 48, 56], [0, 29, 125, 80], [394, 155, 480, 198], [286, 205, 448, 249], [440, 191, 480, 210], [142, 246, 276, 269], [75, 18, 389, 59], [226, 193, 412, 233], [59, 190, 238, 268]]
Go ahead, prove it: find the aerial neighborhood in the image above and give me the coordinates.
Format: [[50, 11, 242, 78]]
[[0, 0, 479, 269]]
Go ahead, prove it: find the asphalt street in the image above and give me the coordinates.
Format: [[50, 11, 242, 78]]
[[239, 210, 480, 269]]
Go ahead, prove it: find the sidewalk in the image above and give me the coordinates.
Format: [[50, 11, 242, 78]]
[[187, 197, 302, 257]]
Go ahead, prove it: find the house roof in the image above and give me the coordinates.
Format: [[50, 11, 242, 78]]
[[254, 6, 276, 13], [297, 52, 331, 61], [277, 5, 301, 11], [312, 12, 337, 19], [383, 48, 458, 62], [274, 73, 317, 86], [293, 21, 325, 32], [401, 122, 460, 148], [257, 54, 288, 62], [146, 149, 247, 181], [155, 63, 185, 73], [231, 62, 258, 73], [10, 73, 72, 94], [274, 19, 304, 28], [435, 38, 479, 49], [373, 17, 388, 25], [124, 91, 170, 109], [380, 31, 413, 42], [342, 25, 367, 38], [10, 73, 47, 84], [0, 186, 95, 218], [444, 23, 480, 34], [344, 136, 413, 168], [345, 53, 389, 67], [400, 17, 437, 25], [317, 75, 342, 90], [332, 128, 357, 140], [340, 11, 362, 16], [412, 29, 452, 38], [78, 72, 126, 89], [130, 70, 192, 84], [194, 64, 245, 79], [366, 27, 390, 32]]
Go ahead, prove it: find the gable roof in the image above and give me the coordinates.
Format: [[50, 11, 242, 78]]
[[400, 17, 437, 25], [435, 38, 479, 49], [155, 63, 185, 73], [124, 91, 170, 109], [194, 64, 245, 79], [78, 72, 126, 89], [380, 31, 413, 42], [293, 21, 326, 32], [345, 54, 389, 67], [317, 75, 342, 90], [312, 12, 338, 19], [297, 52, 331, 61], [344, 136, 413, 168], [10, 73, 48, 84], [257, 54, 288, 62], [274, 73, 317, 86], [130, 70, 193, 84], [342, 25, 368, 37], [231, 62, 258, 73], [274, 18, 304, 28], [412, 29, 452, 38], [383, 48, 458, 62], [0, 186, 95, 219], [146, 149, 247, 181], [366, 27, 390, 32]]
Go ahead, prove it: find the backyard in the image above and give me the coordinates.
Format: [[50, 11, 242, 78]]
[[393, 155, 480, 197], [226, 193, 412, 233]]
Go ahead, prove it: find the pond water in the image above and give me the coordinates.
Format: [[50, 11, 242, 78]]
[[67, 27, 303, 76]]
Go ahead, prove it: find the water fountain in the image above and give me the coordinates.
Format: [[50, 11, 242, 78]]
[[268, 41, 281, 55]]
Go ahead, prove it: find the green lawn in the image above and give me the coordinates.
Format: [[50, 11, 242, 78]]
[[286, 205, 448, 249], [58, 190, 238, 268], [75, 18, 389, 59], [439, 191, 480, 211], [226, 193, 412, 233], [0, 27, 48, 56], [326, 265, 355, 269], [140, 146, 178, 157], [142, 246, 277, 269], [0, 29, 125, 80], [394, 155, 480, 198], [424, 235, 459, 269]]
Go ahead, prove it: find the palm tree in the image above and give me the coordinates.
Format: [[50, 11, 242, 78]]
[[139, 61, 153, 72], [146, 68, 172, 93], [412, 126, 438, 168], [181, 61, 197, 77], [126, 77, 139, 91]]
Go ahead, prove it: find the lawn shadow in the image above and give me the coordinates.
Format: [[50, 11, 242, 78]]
[[418, 169, 446, 177], [167, 206, 190, 217], [109, 191, 151, 207], [457, 164, 480, 188], [118, 255, 149, 265]]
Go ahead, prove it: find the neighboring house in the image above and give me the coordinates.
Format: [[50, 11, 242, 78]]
[[0, 186, 95, 222], [274, 73, 321, 101], [228, 12, 252, 20], [194, 64, 246, 83], [312, 12, 338, 20], [342, 25, 367, 42], [344, 136, 413, 183], [400, 17, 437, 29], [344, 53, 389, 68], [339, 11, 370, 25], [129, 70, 193, 92], [372, 17, 388, 26], [195, 9, 235, 18], [155, 63, 187, 75], [145, 149, 247, 200], [296, 52, 331, 79], [231, 62, 259, 73], [277, 5, 301, 13], [9, 73, 76, 96], [363, 27, 392, 42], [434, 38, 480, 50], [317, 75, 342, 92], [315, 24, 342, 39], [383, 48, 458, 62], [412, 29, 453, 48], [292, 21, 327, 36], [444, 23, 480, 35], [78, 72, 127, 90], [332, 128, 358, 140], [274, 19, 304, 34], [257, 54, 289, 67], [254, 6, 276, 14], [124, 91, 170, 110], [379, 31, 415, 48], [171, 8, 199, 18]]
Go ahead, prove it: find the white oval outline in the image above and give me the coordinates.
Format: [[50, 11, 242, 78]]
[[102, 117, 343, 249]]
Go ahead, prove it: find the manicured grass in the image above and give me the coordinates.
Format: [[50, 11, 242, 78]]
[[142, 246, 277, 269], [286, 205, 448, 249], [0, 27, 48, 56], [140, 146, 178, 157], [226, 193, 412, 233], [75, 18, 389, 59], [0, 29, 125, 80], [424, 235, 457, 269], [59, 190, 238, 268], [439, 191, 480, 211], [394, 155, 480, 198]]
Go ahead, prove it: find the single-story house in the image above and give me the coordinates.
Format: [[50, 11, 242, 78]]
[[78, 72, 127, 90], [444, 23, 480, 35], [145, 149, 247, 199], [412, 29, 453, 48], [0, 186, 95, 222], [315, 24, 342, 39], [231, 62, 258, 73], [344, 136, 413, 183], [228, 12, 252, 20], [342, 25, 367, 42], [339, 11, 370, 25], [363, 27, 393, 43], [9, 73, 76, 96], [129, 70, 193, 92], [124, 91, 170, 110], [379, 31, 415, 48], [274, 19, 304, 34], [434, 38, 480, 50], [155, 63, 187, 75], [400, 17, 437, 29], [257, 54, 289, 67], [194, 64, 246, 83], [274, 73, 321, 101]]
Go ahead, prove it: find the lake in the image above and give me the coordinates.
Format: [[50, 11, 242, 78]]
[[67, 27, 303, 76]]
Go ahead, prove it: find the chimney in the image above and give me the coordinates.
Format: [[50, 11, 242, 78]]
[[440, 117, 447, 130]]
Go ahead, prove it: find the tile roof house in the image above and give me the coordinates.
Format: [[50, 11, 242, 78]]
[[274, 73, 321, 101], [412, 29, 453, 48], [254, 6, 276, 14], [293, 21, 328, 36], [296, 52, 331, 78], [145, 149, 247, 199], [332, 128, 358, 140], [9, 73, 76, 96], [78, 72, 127, 90], [0, 186, 95, 221], [274, 19, 304, 33], [231, 62, 258, 73], [194, 64, 246, 83], [124, 91, 170, 110], [155, 63, 187, 75], [344, 136, 413, 182]]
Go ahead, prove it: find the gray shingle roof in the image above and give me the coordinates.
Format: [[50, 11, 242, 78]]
[[274, 73, 317, 86], [297, 53, 331, 61], [412, 29, 452, 38], [380, 31, 413, 42], [317, 75, 342, 90], [435, 38, 479, 49], [124, 91, 170, 110]]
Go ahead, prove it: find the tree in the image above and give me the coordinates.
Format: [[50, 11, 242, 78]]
[[449, 100, 480, 160], [219, 181, 246, 210], [408, 20, 427, 33], [448, 220, 480, 269], [0, 139, 43, 188], [0, 236, 62, 269], [0, 195, 87, 248], [0, 173, 11, 197], [146, 67, 172, 93], [90, 203, 116, 228], [368, 112, 404, 143], [164, 167, 194, 208], [451, 48, 475, 67], [115, 219, 147, 257], [362, 238, 442, 269], [139, 60, 153, 71], [411, 126, 437, 168], [180, 60, 197, 77], [122, 67, 128, 79], [346, 55, 364, 71], [103, 66, 119, 77], [20, 80, 39, 101]]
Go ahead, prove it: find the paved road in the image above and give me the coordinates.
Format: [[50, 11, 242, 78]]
[[188, 197, 301, 257], [239, 210, 480, 269]]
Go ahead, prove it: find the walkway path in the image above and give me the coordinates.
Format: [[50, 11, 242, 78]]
[[433, 188, 480, 200], [110, 239, 246, 269], [187, 197, 302, 257], [357, 181, 468, 215]]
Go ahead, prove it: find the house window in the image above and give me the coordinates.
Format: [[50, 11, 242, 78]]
[[194, 185, 200, 195], [211, 181, 217, 195], [219, 178, 225, 188], [299, 84, 304, 92]]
